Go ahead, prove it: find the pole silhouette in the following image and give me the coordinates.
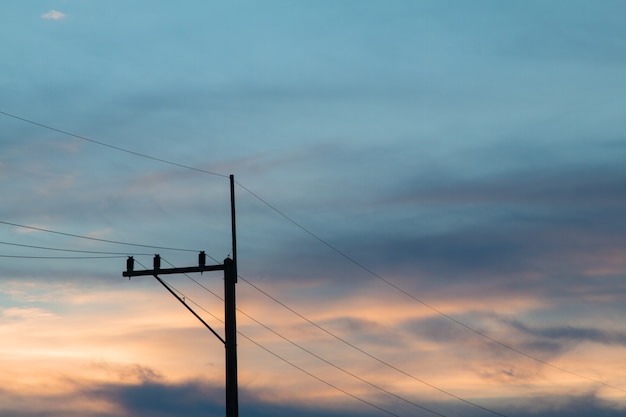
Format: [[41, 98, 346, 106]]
[[122, 175, 239, 417]]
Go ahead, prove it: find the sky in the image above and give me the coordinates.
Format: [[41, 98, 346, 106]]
[[1, 1, 626, 416]]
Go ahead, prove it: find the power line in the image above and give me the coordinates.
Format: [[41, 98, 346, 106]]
[[239, 332, 402, 417], [0, 110, 229, 179], [160, 257, 451, 417], [232, 186, 626, 394], [3, 110, 622, 394], [145, 261, 401, 417], [0, 254, 125, 259], [239, 276, 508, 417], [237, 299, 450, 417], [0, 240, 153, 256], [134, 259, 226, 345], [0, 220, 198, 253], [163, 257, 496, 417]]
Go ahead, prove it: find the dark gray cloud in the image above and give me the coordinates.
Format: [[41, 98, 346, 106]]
[[273, 159, 626, 291], [84, 379, 223, 417], [1, 377, 623, 417], [505, 391, 626, 417], [0, 377, 384, 417], [402, 312, 617, 368], [389, 164, 626, 208], [506, 320, 626, 347]]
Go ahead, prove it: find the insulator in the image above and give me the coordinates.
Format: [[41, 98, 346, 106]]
[[126, 256, 134, 271]]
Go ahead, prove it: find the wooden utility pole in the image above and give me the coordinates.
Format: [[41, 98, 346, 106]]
[[122, 175, 239, 417]]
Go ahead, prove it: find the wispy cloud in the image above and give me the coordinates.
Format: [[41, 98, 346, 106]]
[[41, 10, 65, 20], [1, 307, 57, 320], [507, 320, 626, 347]]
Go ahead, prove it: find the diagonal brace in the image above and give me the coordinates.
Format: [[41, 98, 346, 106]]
[[152, 274, 226, 345]]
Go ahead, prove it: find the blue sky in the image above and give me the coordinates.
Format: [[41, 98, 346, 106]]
[[1, 1, 626, 416]]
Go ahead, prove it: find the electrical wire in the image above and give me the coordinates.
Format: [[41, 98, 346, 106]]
[[233, 185, 626, 394], [0, 220, 198, 253], [238, 331, 402, 417], [0, 254, 125, 259], [159, 257, 489, 417], [0, 110, 229, 179], [0, 240, 153, 256], [145, 261, 224, 328], [166, 265, 448, 416], [0, 105, 427, 413], [249, 272, 624, 394], [134, 259, 226, 344], [236, 299, 449, 417], [141, 259, 401, 417], [3, 110, 623, 395], [238, 276, 508, 417]]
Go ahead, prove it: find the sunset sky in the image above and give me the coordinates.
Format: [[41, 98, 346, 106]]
[[1, 1, 626, 416]]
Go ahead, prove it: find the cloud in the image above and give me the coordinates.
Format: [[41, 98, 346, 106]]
[[90, 360, 165, 384], [41, 10, 65, 20], [1, 306, 57, 320], [507, 320, 626, 347], [0, 374, 624, 417]]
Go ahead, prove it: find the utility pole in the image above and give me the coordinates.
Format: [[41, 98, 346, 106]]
[[122, 175, 239, 417]]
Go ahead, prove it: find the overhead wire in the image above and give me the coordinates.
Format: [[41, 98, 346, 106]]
[[134, 259, 226, 344], [238, 276, 508, 416], [162, 258, 452, 417], [6, 213, 613, 410], [0, 254, 126, 259], [0, 240, 153, 256], [236, 186, 626, 394], [238, 331, 402, 417], [159, 257, 497, 417], [145, 259, 402, 417], [0, 220, 198, 253], [236, 295, 450, 417], [139, 260, 224, 328], [0, 110, 228, 179], [2, 110, 623, 395]]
